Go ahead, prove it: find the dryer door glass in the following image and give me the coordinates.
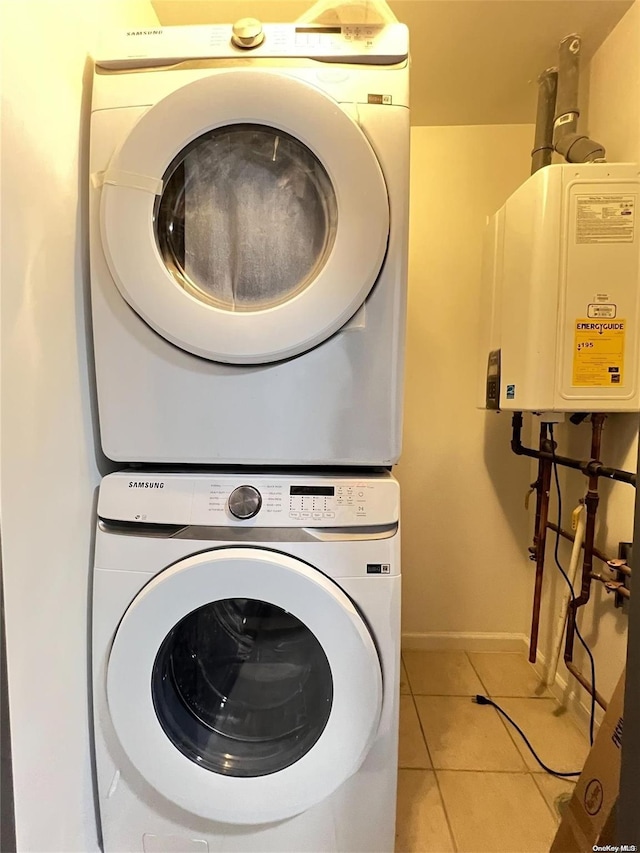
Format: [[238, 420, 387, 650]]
[[151, 597, 333, 777], [155, 125, 338, 312]]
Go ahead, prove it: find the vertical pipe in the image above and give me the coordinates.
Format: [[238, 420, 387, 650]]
[[564, 415, 605, 662], [529, 423, 552, 663], [553, 34, 581, 147], [531, 68, 558, 174]]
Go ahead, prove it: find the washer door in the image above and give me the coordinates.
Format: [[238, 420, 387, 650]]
[[106, 548, 383, 825], [100, 69, 389, 364]]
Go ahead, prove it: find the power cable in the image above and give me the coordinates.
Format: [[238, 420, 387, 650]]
[[472, 694, 581, 777], [473, 421, 598, 775]]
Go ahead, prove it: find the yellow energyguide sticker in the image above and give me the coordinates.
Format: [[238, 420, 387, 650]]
[[573, 318, 625, 387]]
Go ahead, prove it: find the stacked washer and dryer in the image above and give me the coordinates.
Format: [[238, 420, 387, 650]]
[[89, 18, 410, 853]]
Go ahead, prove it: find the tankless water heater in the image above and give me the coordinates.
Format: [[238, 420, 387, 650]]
[[479, 162, 640, 413]]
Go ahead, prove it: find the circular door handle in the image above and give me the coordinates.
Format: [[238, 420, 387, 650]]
[[228, 485, 263, 519]]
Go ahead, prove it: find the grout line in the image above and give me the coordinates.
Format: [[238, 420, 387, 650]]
[[529, 771, 565, 825], [410, 691, 551, 698], [462, 649, 491, 694], [403, 655, 458, 853]]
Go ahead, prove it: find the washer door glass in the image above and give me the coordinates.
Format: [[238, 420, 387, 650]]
[[155, 125, 338, 312], [152, 598, 333, 777]]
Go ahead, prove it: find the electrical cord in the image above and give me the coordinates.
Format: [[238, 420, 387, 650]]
[[472, 695, 581, 777], [548, 423, 598, 747], [472, 422, 598, 776]]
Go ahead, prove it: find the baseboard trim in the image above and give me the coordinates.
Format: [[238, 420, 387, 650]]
[[401, 632, 529, 653]]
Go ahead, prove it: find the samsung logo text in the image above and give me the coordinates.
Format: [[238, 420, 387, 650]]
[[128, 481, 165, 489]]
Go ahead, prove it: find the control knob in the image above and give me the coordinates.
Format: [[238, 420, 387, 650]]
[[231, 18, 265, 49], [228, 485, 262, 519]]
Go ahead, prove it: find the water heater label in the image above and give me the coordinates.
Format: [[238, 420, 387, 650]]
[[573, 319, 625, 386], [587, 303, 616, 319], [576, 195, 636, 244]]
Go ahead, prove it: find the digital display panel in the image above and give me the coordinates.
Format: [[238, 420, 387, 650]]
[[290, 486, 335, 496], [295, 26, 342, 34]]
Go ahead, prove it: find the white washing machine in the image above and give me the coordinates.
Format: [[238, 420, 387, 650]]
[[89, 23, 410, 465], [93, 470, 401, 853]]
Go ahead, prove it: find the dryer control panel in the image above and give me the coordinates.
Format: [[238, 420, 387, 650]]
[[98, 471, 399, 527]]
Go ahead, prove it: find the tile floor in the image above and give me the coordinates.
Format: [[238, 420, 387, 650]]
[[396, 650, 591, 852]]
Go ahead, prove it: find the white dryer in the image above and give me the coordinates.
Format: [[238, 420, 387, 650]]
[[93, 470, 400, 852], [89, 23, 410, 465]]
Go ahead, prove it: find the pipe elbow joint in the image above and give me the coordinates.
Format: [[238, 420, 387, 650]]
[[555, 133, 606, 163]]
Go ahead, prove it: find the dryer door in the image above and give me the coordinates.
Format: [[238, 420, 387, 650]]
[[99, 70, 389, 364], [106, 547, 383, 825]]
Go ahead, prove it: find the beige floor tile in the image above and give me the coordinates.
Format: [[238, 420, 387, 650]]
[[399, 696, 431, 769], [400, 658, 411, 694], [395, 770, 454, 853], [468, 652, 550, 698], [415, 695, 526, 771], [403, 650, 485, 695], [437, 770, 557, 852], [532, 774, 576, 824], [493, 697, 590, 774]]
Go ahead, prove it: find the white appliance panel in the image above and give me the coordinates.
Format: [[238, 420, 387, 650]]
[[89, 26, 410, 464], [93, 471, 401, 852], [479, 163, 640, 413]]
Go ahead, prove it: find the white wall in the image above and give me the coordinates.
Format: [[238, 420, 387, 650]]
[[535, 0, 640, 716], [396, 124, 535, 648], [0, 2, 158, 850]]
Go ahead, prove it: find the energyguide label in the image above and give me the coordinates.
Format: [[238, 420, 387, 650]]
[[573, 319, 625, 387]]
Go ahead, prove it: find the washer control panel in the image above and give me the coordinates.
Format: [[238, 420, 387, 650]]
[[98, 472, 399, 527]]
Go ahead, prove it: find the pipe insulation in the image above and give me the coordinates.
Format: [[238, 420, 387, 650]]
[[546, 502, 585, 687], [531, 68, 558, 174]]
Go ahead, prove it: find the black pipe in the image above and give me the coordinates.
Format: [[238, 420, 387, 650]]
[[531, 68, 558, 174], [511, 412, 636, 487]]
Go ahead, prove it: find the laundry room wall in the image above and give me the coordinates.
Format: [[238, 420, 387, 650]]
[[0, 2, 159, 850], [395, 124, 535, 650], [534, 0, 640, 719]]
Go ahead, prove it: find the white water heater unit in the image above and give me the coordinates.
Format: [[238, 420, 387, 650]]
[[479, 162, 640, 413]]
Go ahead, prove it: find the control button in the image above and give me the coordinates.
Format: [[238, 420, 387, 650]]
[[323, 512, 335, 518], [289, 511, 301, 519], [312, 511, 322, 519], [231, 18, 265, 49], [300, 512, 311, 519], [228, 485, 262, 519]]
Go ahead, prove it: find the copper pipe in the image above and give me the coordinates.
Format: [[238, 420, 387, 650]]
[[565, 661, 608, 710], [546, 523, 631, 574], [590, 571, 631, 599], [531, 465, 545, 561], [529, 424, 553, 663], [565, 415, 605, 665]]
